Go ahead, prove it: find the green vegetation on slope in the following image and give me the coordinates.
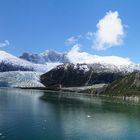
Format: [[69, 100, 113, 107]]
[[103, 72, 140, 96]]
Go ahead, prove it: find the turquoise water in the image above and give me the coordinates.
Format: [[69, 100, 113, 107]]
[[0, 89, 140, 140]]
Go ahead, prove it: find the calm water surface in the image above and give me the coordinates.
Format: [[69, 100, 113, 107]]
[[0, 88, 140, 140]]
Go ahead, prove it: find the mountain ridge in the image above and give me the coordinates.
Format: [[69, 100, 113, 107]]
[[19, 50, 140, 73], [0, 51, 58, 72]]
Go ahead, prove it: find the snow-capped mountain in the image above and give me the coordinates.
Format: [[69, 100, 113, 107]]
[[20, 50, 69, 64], [0, 49, 139, 74], [0, 71, 45, 87], [41, 63, 126, 87], [0, 51, 60, 72], [0, 50, 139, 88], [20, 49, 140, 73], [0, 51, 63, 87]]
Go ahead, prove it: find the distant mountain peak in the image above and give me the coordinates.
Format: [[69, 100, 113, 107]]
[[20, 50, 69, 64]]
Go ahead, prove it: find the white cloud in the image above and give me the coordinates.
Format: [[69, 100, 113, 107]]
[[67, 44, 133, 66], [0, 40, 10, 48], [65, 35, 82, 46], [93, 11, 125, 50]]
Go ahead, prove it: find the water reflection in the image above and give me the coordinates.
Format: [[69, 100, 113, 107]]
[[0, 89, 140, 139]]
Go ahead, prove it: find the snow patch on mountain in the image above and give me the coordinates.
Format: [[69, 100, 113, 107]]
[[55, 63, 123, 73], [67, 45, 133, 66], [46, 62, 63, 71], [66, 45, 140, 72], [73, 64, 89, 72]]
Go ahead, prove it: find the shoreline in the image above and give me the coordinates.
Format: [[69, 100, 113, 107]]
[[17, 86, 140, 103]]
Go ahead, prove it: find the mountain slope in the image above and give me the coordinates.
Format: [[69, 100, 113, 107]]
[[103, 72, 140, 96], [0, 71, 45, 87], [0, 51, 56, 72], [40, 63, 126, 88]]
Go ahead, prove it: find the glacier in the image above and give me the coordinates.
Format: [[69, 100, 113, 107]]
[[0, 71, 45, 88], [0, 51, 62, 88]]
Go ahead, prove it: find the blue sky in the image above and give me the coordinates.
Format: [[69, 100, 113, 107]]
[[0, 0, 140, 63]]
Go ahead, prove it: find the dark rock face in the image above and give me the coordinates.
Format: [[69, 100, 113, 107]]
[[40, 64, 125, 87], [19, 53, 41, 64], [87, 72, 125, 85]]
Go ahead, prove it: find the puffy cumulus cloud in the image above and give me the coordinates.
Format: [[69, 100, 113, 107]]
[[65, 35, 82, 46], [93, 11, 125, 50], [67, 44, 133, 66], [0, 40, 10, 48]]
